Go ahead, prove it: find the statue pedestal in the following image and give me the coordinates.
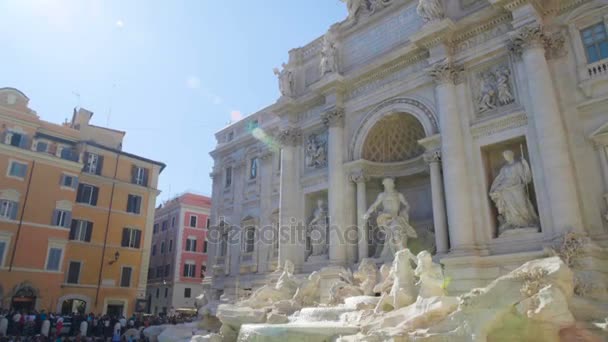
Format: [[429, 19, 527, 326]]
[[497, 227, 540, 239]]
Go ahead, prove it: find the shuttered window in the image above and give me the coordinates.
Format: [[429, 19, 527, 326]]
[[126, 194, 142, 214], [120, 267, 132, 287], [121, 228, 142, 248], [69, 220, 93, 242], [83, 152, 103, 175], [52, 210, 72, 228], [76, 184, 99, 206], [66, 261, 81, 284], [183, 263, 196, 278], [0, 200, 18, 220], [131, 166, 149, 186]]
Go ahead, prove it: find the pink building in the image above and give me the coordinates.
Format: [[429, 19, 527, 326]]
[[145, 193, 211, 314]]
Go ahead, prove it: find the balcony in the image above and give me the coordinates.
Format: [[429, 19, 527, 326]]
[[587, 59, 608, 79]]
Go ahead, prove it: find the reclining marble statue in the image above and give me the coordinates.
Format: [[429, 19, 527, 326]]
[[363, 178, 418, 261], [489, 150, 539, 236], [239, 260, 299, 309], [329, 258, 379, 304]]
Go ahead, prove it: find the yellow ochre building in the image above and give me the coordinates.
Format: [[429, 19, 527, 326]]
[[0, 87, 165, 316]]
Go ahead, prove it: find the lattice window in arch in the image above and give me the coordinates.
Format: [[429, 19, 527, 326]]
[[362, 113, 425, 163]]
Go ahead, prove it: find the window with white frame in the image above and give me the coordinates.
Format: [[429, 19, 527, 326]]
[[205, 218, 210, 229], [121, 228, 142, 248], [244, 227, 255, 253], [8, 161, 27, 179], [185, 237, 197, 252], [152, 244, 156, 256], [46, 246, 63, 271], [169, 240, 173, 252], [60, 174, 78, 189], [52, 209, 71, 228], [183, 262, 196, 278], [171, 216, 176, 228], [76, 184, 99, 206], [249, 157, 258, 179], [581, 22, 608, 63], [132, 166, 149, 186], [189, 215, 197, 228], [161, 241, 165, 254], [35, 141, 48, 153], [0, 200, 18, 220], [69, 220, 93, 242], [83, 152, 103, 175]]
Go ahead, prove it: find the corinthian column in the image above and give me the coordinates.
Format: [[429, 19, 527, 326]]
[[351, 171, 369, 262], [277, 127, 305, 269], [509, 26, 583, 233], [322, 108, 348, 265], [424, 150, 449, 254], [429, 61, 475, 253]]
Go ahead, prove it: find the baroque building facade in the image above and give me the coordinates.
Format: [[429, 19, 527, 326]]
[[207, 0, 608, 298]]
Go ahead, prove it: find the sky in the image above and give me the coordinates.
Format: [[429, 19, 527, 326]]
[[0, 0, 346, 202]]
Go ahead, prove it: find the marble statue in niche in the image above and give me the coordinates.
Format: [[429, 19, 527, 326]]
[[305, 133, 327, 169], [416, 0, 444, 23], [476, 65, 515, 115], [274, 63, 294, 97], [307, 199, 328, 258], [320, 35, 339, 76], [489, 150, 539, 236], [363, 178, 418, 261]]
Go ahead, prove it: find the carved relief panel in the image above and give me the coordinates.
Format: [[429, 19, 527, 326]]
[[304, 131, 328, 170], [469, 58, 518, 119]]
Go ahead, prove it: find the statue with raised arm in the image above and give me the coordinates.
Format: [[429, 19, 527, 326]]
[[343, 0, 367, 22], [363, 178, 418, 261], [490, 150, 539, 236]]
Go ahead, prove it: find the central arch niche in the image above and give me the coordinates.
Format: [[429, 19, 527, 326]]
[[362, 113, 425, 163]]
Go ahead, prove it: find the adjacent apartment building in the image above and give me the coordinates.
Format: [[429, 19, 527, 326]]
[[146, 193, 211, 314], [0, 87, 165, 316]]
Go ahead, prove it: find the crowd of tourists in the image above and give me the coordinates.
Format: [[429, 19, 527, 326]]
[[0, 310, 187, 342]]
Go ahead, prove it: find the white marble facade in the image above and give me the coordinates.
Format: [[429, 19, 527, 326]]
[[207, 0, 608, 298]]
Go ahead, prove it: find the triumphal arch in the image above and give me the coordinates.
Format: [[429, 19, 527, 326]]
[[207, 0, 608, 300]]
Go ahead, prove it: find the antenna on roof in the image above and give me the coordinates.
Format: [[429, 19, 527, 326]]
[[72, 91, 81, 109], [107, 83, 117, 127]]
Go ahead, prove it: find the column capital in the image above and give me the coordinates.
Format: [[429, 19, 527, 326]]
[[277, 127, 302, 147], [423, 150, 441, 164], [260, 148, 275, 160], [321, 107, 345, 128], [508, 25, 567, 60], [349, 170, 369, 183], [233, 160, 247, 170], [428, 60, 463, 85]]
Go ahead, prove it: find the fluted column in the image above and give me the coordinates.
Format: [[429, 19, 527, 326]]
[[322, 108, 348, 265], [351, 171, 369, 262], [277, 127, 305, 269], [429, 62, 475, 253], [257, 150, 274, 273], [509, 26, 583, 233], [424, 150, 449, 254]]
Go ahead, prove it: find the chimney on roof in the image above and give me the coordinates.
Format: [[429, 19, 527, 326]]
[[71, 107, 94, 130]]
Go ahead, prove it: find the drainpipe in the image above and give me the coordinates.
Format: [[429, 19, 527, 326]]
[[94, 152, 120, 308], [9, 161, 36, 271]]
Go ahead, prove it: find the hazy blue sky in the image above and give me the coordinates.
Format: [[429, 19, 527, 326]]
[[0, 0, 346, 201]]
